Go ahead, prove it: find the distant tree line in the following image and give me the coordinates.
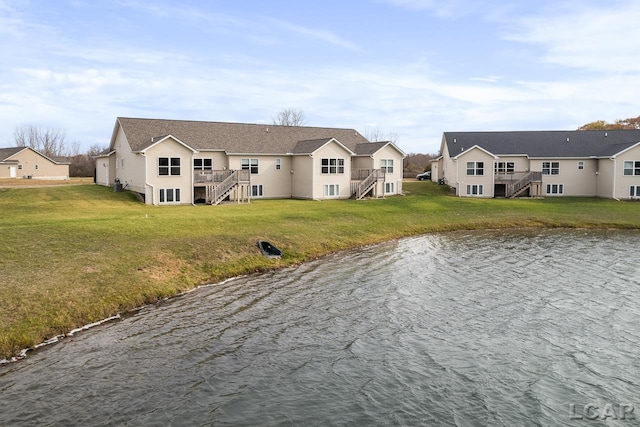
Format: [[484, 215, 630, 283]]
[[578, 114, 640, 130]]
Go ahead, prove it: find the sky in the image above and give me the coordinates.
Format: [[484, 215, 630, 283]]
[[1, 0, 639, 154]]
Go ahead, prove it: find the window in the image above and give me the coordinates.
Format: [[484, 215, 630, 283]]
[[381, 159, 394, 173], [577, 161, 584, 170], [242, 158, 259, 174], [385, 182, 394, 194], [159, 157, 180, 176], [35, 164, 39, 170], [18, 164, 22, 170], [494, 162, 515, 173], [546, 184, 564, 195], [623, 161, 640, 176], [542, 161, 560, 175], [630, 186, 640, 199], [321, 158, 345, 174], [466, 184, 483, 196], [194, 158, 212, 170], [159, 188, 181, 203], [275, 159, 281, 170], [466, 161, 484, 176], [251, 184, 263, 197], [324, 184, 340, 197]]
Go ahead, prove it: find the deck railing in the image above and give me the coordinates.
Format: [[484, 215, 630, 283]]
[[497, 171, 542, 197], [352, 169, 385, 199], [203, 169, 251, 204]]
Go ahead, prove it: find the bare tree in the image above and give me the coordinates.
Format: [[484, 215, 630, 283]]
[[363, 126, 398, 143], [14, 124, 68, 158], [272, 108, 307, 126]]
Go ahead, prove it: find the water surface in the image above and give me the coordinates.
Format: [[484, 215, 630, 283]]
[[1, 229, 639, 426]]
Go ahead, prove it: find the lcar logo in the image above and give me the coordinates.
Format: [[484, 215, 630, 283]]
[[569, 403, 635, 421]]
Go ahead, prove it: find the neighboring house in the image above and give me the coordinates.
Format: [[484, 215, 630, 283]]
[[0, 146, 70, 180], [431, 130, 640, 200], [95, 117, 406, 205]]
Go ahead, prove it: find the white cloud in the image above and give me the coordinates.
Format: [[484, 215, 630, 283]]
[[505, 1, 640, 73]]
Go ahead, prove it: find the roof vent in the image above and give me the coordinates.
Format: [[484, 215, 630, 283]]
[[453, 138, 457, 143], [605, 132, 608, 137], [266, 127, 269, 133], [566, 137, 570, 142]]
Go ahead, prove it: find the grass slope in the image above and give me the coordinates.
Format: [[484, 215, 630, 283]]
[[1, 182, 639, 358]]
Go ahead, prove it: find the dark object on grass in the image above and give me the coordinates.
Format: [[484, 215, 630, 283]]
[[257, 240, 282, 259]]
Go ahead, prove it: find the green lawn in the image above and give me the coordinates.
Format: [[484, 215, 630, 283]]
[[1, 182, 639, 359]]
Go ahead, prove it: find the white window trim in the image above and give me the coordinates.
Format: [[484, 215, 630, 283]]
[[194, 158, 213, 170], [385, 182, 394, 194], [494, 162, 515, 173], [466, 161, 484, 176], [466, 184, 483, 196], [159, 157, 181, 176], [546, 183, 564, 195], [321, 158, 345, 174], [542, 161, 560, 175], [381, 159, 394, 174], [251, 184, 263, 198], [630, 185, 640, 199], [242, 158, 259, 174], [324, 184, 340, 197], [623, 160, 640, 176], [275, 158, 281, 170], [577, 161, 584, 170], [159, 188, 181, 204]]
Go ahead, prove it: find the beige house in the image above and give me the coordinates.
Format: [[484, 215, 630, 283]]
[[0, 147, 70, 180], [431, 130, 640, 200], [96, 117, 406, 205]]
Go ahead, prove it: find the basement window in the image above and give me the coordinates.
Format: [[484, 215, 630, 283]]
[[466, 184, 483, 196], [159, 188, 181, 203], [546, 184, 564, 195], [324, 184, 340, 197]]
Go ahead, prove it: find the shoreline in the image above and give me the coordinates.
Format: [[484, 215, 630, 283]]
[[3, 225, 637, 365]]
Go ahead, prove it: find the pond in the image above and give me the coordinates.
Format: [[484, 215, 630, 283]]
[[1, 229, 639, 426]]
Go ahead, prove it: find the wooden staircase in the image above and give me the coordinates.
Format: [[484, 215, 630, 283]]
[[205, 170, 250, 205], [505, 171, 542, 198], [351, 169, 385, 200]]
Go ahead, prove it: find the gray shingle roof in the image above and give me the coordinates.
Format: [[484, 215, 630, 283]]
[[116, 117, 375, 155], [444, 130, 640, 158], [0, 147, 25, 162], [355, 141, 389, 156]]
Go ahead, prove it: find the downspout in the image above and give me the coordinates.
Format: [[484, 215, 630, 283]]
[[140, 152, 158, 206], [455, 158, 460, 197], [612, 157, 620, 201], [191, 151, 196, 206], [491, 158, 496, 198]]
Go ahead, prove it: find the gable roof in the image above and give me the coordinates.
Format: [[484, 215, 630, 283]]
[[115, 117, 373, 155], [0, 146, 68, 164], [354, 141, 406, 157], [452, 144, 498, 160], [443, 130, 640, 158], [0, 147, 26, 162]]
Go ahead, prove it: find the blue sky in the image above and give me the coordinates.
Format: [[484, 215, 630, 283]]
[[1, 0, 639, 154]]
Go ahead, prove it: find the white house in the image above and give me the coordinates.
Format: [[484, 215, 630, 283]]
[[0, 146, 70, 180], [431, 130, 640, 200], [96, 117, 406, 205]]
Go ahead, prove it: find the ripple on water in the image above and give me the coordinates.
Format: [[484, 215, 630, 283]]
[[1, 229, 639, 426]]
